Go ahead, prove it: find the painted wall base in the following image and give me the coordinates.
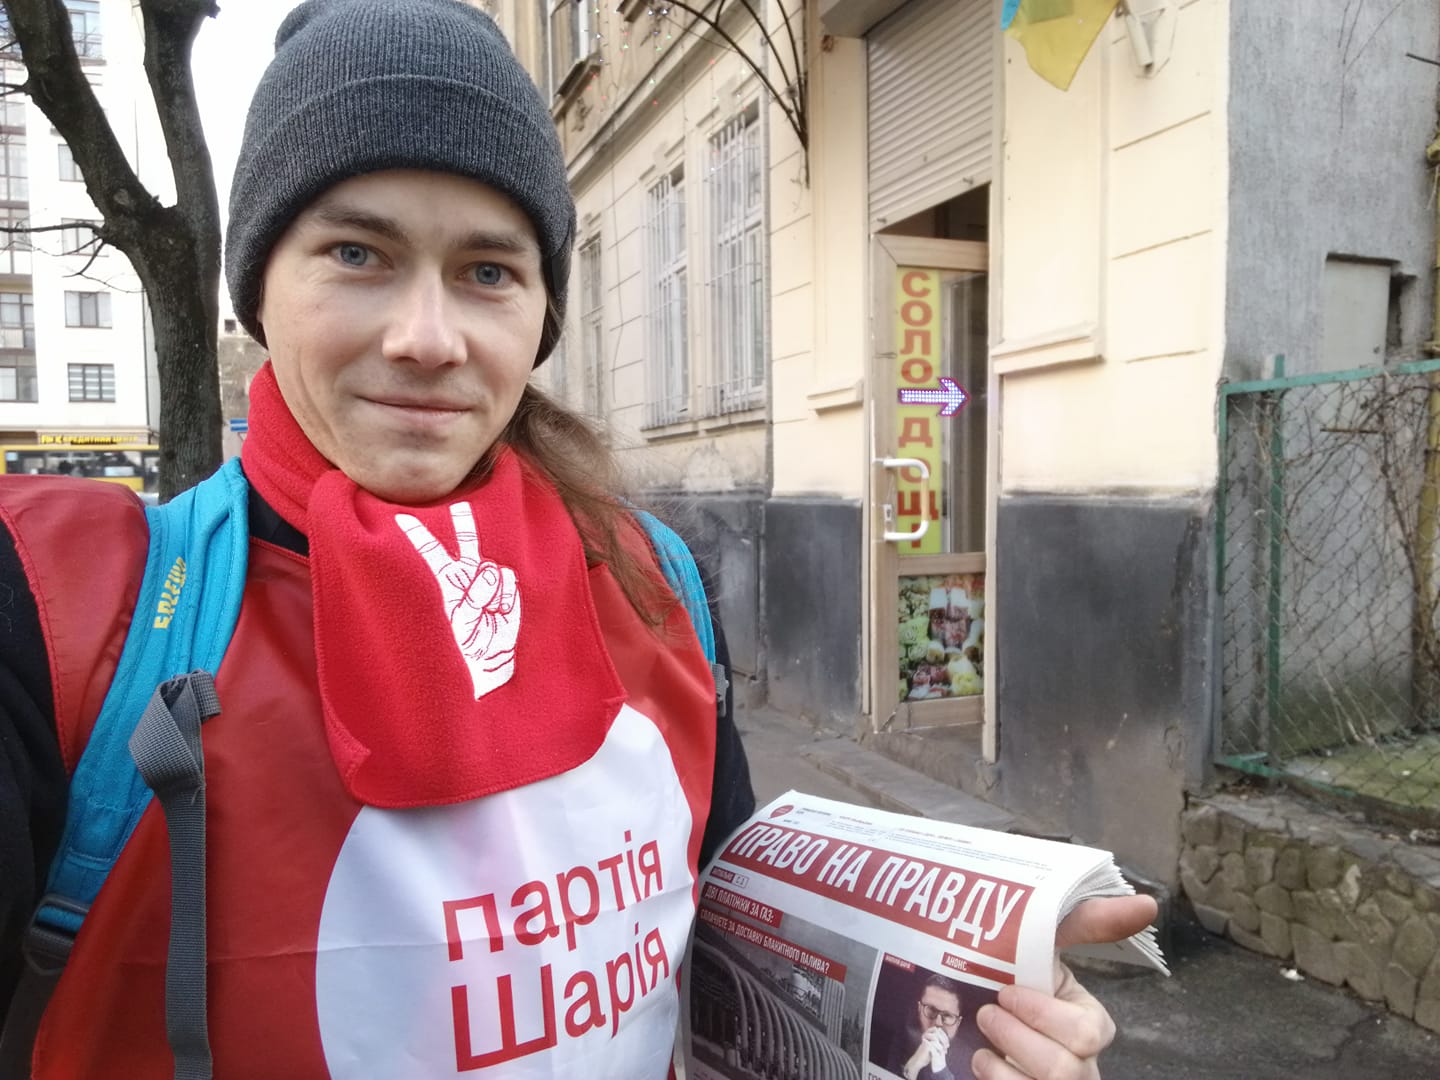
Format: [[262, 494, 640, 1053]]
[[763, 497, 863, 725], [995, 494, 1214, 885]]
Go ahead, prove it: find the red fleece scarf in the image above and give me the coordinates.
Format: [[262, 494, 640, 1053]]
[[240, 363, 626, 808]]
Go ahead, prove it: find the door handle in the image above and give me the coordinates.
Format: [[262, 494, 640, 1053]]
[[876, 457, 930, 543]]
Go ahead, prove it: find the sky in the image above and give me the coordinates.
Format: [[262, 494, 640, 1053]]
[[191, 0, 302, 217]]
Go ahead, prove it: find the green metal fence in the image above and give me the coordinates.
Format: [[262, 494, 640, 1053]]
[[1217, 357, 1440, 828]]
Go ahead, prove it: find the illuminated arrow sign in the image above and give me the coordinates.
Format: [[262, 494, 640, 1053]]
[[896, 376, 969, 417]]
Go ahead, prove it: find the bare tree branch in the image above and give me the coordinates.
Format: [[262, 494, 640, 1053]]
[[0, 219, 84, 234], [1, 0, 160, 253], [1, 0, 225, 498], [137, 0, 220, 260], [66, 236, 108, 278]]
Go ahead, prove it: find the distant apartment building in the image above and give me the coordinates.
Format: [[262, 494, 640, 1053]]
[[0, 0, 168, 496]]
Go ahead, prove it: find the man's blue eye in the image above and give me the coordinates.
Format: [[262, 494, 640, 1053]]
[[337, 244, 368, 266], [473, 264, 504, 285]]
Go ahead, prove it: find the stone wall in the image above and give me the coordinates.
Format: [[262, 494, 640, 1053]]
[[1179, 792, 1440, 1031]]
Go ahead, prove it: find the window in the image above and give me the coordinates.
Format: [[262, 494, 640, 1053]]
[[0, 137, 27, 202], [578, 235, 604, 417], [546, 0, 592, 95], [645, 168, 688, 427], [705, 104, 766, 413], [64, 289, 110, 328], [67, 1, 102, 61], [0, 66, 24, 131], [0, 291, 35, 402], [0, 204, 29, 276], [59, 219, 101, 256], [68, 362, 114, 402], [0, 290, 33, 349], [0, 355, 34, 402], [57, 142, 82, 182], [545, 326, 568, 402]]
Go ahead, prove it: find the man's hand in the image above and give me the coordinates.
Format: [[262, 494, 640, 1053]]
[[902, 1025, 952, 1079], [971, 895, 1157, 1080], [920, 1027, 951, 1073], [396, 503, 521, 700]]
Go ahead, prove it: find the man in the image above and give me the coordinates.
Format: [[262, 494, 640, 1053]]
[[901, 975, 967, 1080], [0, 1, 1153, 1076], [1, 2, 749, 1075]]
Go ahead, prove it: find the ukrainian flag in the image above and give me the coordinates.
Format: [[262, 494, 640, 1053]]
[[1002, 0, 1122, 91]]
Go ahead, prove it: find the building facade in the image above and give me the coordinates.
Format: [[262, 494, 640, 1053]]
[[0, 0, 168, 495], [494, 0, 793, 696], [500, 0, 1440, 898]]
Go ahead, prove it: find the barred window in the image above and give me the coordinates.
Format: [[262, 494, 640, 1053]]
[[705, 103, 766, 414], [68, 362, 114, 402], [64, 289, 110, 328], [645, 168, 688, 427], [578, 235, 604, 418], [57, 142, 82, 182]]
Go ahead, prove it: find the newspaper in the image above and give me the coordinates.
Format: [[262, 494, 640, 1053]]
[[681, 792, 1167, 1080]]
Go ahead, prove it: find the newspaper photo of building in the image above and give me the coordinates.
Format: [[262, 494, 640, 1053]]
[[686, 906, 876, 1080]]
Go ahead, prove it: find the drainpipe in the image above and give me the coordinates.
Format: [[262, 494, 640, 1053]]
[[1417, 123, 1440, 714]]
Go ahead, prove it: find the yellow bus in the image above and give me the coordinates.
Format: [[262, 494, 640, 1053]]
[[0, 440, 160, 497]]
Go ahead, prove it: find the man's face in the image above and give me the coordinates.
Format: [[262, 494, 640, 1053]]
[[917, 986, 961, 1038], [257, 169, 547, 503]]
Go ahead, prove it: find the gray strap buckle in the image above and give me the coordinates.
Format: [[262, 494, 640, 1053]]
[[130, 670, 222, 1080]]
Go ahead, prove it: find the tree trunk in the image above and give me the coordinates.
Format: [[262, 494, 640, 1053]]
[[2, 0, 223, 499], [134, 217, 222, 500]]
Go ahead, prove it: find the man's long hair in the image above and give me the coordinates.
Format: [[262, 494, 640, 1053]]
[[499, 382, 676, 629]]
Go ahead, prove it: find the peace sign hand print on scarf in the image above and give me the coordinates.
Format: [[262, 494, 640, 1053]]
[[397, 503, 521, 700]]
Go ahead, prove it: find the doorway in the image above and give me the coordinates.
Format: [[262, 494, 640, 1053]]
[[868, 233, 990, 738]]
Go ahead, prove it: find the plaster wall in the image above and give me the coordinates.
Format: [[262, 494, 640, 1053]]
[[1225, 1, 1440, 378], [997, 0, 1230, 495]]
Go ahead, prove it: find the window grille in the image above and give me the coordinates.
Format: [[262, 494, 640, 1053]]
[[645, 169, 688, 427], [578, 236, 604, 417], [705, 104, 766, 415]]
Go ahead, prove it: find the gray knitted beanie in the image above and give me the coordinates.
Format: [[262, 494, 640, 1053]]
[[225, 0, 575, 363]]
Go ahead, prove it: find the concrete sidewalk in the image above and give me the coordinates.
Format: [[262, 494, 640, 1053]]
[[734, 704, 1440, 1079]]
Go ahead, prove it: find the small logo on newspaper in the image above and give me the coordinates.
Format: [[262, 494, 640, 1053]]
[[769, 804, 794, 818]]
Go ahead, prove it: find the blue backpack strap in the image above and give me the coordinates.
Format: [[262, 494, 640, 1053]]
[[32, 456, 250, 942], [2, 459, 249, 1077], [633, 510, 715, 664], [633, 511, 730, 715]]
